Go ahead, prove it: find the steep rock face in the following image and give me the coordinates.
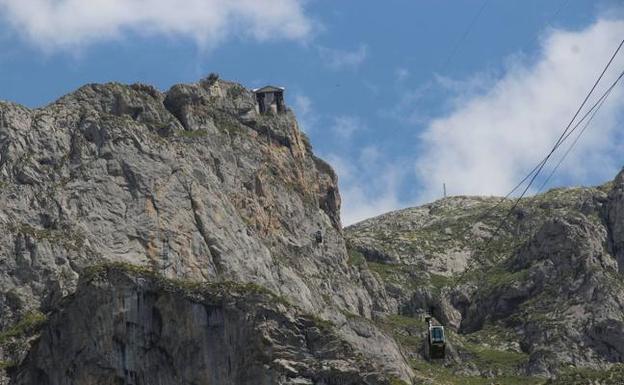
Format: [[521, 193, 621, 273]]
[[0, 80, 409, 382], [346, 197, 495, 275], [461, 214, 624, 374], [0, 80, 348, 312], [607, 170, 624, 272], [12, 265, 395, 385], [346, 182, 624, 381]]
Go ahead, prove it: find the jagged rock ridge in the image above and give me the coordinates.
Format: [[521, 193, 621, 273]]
[[347, 176, 624, 383], [0, 79, 408, 384], [13, 265, 392, 385], [2, 76, 624, 385]]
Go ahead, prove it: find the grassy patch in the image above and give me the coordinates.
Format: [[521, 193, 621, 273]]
[[384, 314, 424, 329], [365, 261, 429, 294], [367, 262, 399, 281], [412, 359, 544, 385], [83, 262, 292, 307], [309, 315, 335, 333], [0, 360, 17, 370], [465, 323, 522, 348], [9, 223, 85, 251], [347, 248, 367, 267], [376, 314, 425, 354], [463, 341, 528, 372], [545, 364, 624, 385], [430, 273, 453, 290], [388, 376, 409, 385], [213, 112, 245, 136], [0, 310, 47, 346], [482, 266, 530, 291]]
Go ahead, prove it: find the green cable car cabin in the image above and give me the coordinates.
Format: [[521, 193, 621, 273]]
[[428, 325, 446, 359], [425, 316, 446, 360]]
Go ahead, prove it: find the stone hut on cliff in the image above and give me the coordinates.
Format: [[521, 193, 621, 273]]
[[253, 86, 286, 114]]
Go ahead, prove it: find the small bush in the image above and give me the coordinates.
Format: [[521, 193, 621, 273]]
[[0, 310, 47, 345]]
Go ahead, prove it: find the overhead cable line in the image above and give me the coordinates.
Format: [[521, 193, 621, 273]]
[[454, 81, 620, 279], [538, 71, 624, 193], [547, 40, 624, 155], [456, 69, 624, 281], [461, 39, 624, 228], [478, 38, 624, 252], [441, 0, 490, 70], [467, 72, 624, 231], [493, 67, 624, 205]]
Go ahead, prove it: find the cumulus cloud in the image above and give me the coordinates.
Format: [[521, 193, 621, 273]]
[[318, 44, 368, 70], [325, 149, 406, 226], [292, 94, 315, 132], [415, 18, 624, 202], [331, 115, 365, 139], [395, 67, 410, 82], [0, 0, 313, 50], [382, 70, 498, 127]]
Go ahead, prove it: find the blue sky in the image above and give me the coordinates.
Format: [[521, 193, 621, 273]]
[[1, 0, 624, 224]]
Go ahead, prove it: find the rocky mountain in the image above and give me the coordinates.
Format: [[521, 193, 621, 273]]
[[347, 175, 624, 383], [0, 78, 407, 385], [13, 264, 394, 385], [0, 76, 623, 385]]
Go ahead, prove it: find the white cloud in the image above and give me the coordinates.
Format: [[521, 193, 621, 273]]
[[415, 18, 624, 202], [0, 0, 313, 50], [359, 145, 381, 166], [395, 67, 410, 82], [331, 115, 364, 139], [293, 94, 315, 132], [325, 150, 405, 226], [382, 71, 498, 126], [318, 44, 368, 70]]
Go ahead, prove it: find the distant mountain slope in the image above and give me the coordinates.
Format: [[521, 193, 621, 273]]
[[346, 175, 624, 382]]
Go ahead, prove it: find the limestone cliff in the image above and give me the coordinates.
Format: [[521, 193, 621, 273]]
[[13, 264, 393, 385], [0, 79, 407, 384], [2, 76, 624, 385]]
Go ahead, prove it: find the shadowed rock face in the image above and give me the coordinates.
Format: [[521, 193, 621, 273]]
[[0, 80, 410, 384], [12, 266, 393, 385]]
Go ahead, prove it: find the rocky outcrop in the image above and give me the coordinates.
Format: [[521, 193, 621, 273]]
[[3, 75, 624, 385], [346, 181, 624, 380], [606, 170, 624, 272], [12, 265, 395, 385], [462, 214, 624, 375], [0, 79, 410, 383]]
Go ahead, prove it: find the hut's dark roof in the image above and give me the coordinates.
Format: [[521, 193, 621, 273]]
[[253, 85, 285, 93]]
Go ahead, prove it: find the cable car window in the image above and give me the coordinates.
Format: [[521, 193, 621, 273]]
[[431, 327, 444, 342]]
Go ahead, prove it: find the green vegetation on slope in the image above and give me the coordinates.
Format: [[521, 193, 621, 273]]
[[84, 262, 292, 307], [0, 310, 47, 371], [376, 313, 540, 385], [412, 360, 544, 385], [544, 364, 624, 385], [0, 311, 46, 346]]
